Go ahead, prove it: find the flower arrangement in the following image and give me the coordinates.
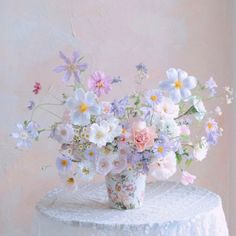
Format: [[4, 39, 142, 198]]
[[12, 51, 234, 193]]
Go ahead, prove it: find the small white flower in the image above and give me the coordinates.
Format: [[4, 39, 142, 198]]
[[52, 124, 74, 144], [150, 151, 177, 180], [96, 157, 113, 176], [193, 137, 209, 161], [192, 97, 206, 121], [154, 97, 179, 119], [157, 119, 180, 138], [89, 121, 110, 147], [215, 106, 222, 116], [77, 160, 96, 181]]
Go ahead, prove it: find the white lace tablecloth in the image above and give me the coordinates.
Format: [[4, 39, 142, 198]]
[[33, 181, 229, 236]]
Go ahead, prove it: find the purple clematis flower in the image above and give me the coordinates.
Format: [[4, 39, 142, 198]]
[[54, 51, 88, 83]]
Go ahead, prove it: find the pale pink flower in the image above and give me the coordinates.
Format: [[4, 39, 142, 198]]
[[96, 157, 113, 176], [88, 71, 111, 97], [111, 156, 127, 174], [181, 171, 196, 185], [180, 125, 190, 136], [132, 121, 156, 152]]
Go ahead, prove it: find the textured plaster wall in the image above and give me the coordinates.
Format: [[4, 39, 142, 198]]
[[0, 0, 234, 235]]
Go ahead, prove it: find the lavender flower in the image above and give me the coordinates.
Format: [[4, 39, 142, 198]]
[[145, 89, 163, 106], [205, 77, 217, 97], [27, 100, 35, 110], [111, 96, 129, 118], [54, 51, 87, 83], [136, 63, 148, 74]]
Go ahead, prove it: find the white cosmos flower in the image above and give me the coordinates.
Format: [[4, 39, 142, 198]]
[[66, 88, 101, 126], [154, 97, 179, 119], [150, 151, 177, 180], [160, 68, 197, 104], [12, 121, 40, 149], [89, 121, 110, 147], [52, 124, 74, 144], [193, 137, 209, 161], [77, 160, 96, 181], [96, 157, 113, 176], [157, 119, 180, 138]]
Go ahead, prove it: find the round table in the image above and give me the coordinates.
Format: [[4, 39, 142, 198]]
[[34, 182, 229, 236]]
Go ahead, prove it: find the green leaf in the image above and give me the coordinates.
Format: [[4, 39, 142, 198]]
[[176, 152, 182, 165], [185, 159, 193, 168]]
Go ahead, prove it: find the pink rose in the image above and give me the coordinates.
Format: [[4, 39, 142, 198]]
[[181, 171, 196, 185], [132, 121, 156, 152]]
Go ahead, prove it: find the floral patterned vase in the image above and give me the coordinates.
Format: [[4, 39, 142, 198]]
[[105, 168, 147, 210]]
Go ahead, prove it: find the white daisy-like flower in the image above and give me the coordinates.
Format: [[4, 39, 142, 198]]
[[77, 160, 96, 181], [96, 157, 113, 176], [154, 97, 179, 119], [52, 124, 74, 144], [150, 151, 177, 180], [66, 88, 101, 126], [193, 137, 209, 161], [89, 120, 110, 147], [160, 68, 197, 104]]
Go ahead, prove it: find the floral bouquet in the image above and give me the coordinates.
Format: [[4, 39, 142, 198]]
[[12, 51, 234, 210]]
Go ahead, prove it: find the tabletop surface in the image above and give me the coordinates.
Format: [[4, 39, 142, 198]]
[[36, 181, 222, 228]]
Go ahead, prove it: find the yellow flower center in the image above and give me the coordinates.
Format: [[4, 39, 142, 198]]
[[96, 131, 105, 139], [79, 103, 88, 113], [175, 80, 183, 89], [89, 151, 94, 157], [157, 146, 164, 153], [96, 81, 104, 88], [67, 177, 75, 185], [122, 128, 126, 134], [82, 167, 90, 175], [61, 159, 68, 167], [151, 95, 158, 101], [207, 123, 213, 129]]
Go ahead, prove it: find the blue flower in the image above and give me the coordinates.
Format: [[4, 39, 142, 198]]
[[159, 68, 197, 104], [152, 135, 171, 158], [56, 155, 72, 172], [67, 88, 101, 126]]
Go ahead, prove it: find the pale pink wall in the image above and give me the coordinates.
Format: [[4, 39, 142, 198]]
[[0, 0, 234, 235]]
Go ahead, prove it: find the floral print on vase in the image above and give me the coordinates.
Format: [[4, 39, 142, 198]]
[[105, 168, 146, 210]]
